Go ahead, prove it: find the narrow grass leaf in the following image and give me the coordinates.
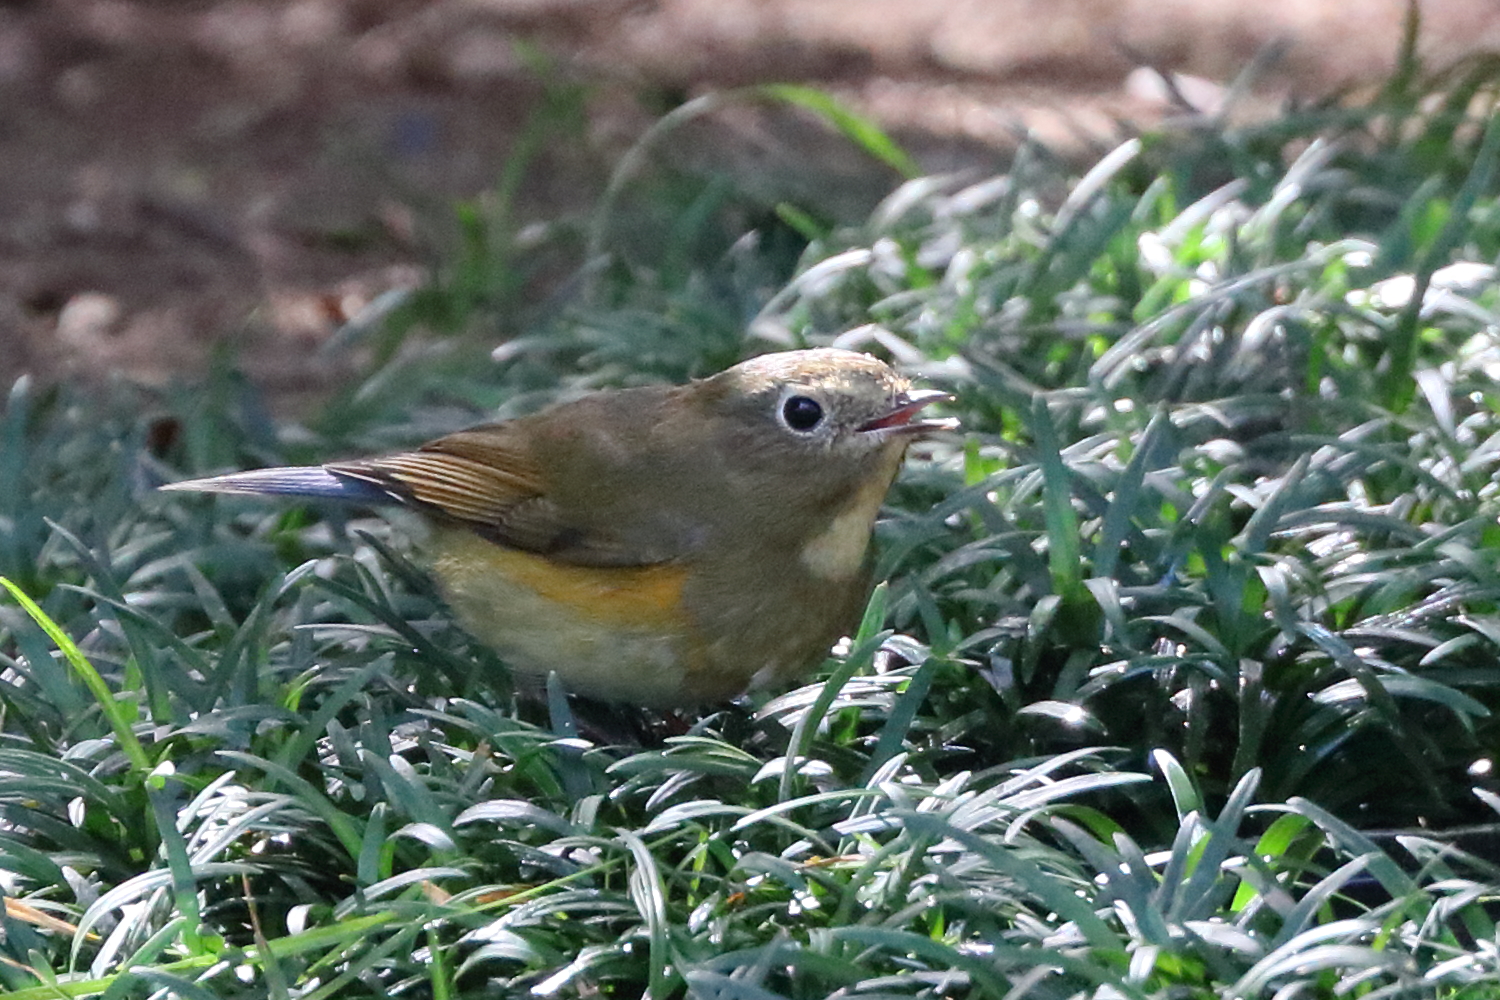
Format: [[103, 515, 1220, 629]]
[[0, 577, 151, 774], [758, 84, 919, 178], [1152, 749, 1202, 819], [1092, 407, 1169, 580], [1382, 110, 1500, 409], [1282, 797, 1418, 898], [147, 781, 205, 956], [777, 584, 889, 802], [901, 812, 1121, 954], [1030, 399, 1084, 600], [619, 829, 672, 1000], [72, 863, 255, 969], [858, 650, 939, 785], [216, 752, 364, 860]]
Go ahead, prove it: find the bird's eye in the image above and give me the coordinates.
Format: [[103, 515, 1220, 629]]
[[781, 395, 824, 432]]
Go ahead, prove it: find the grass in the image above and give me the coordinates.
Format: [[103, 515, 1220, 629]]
[[4, 43, 1500, 998]]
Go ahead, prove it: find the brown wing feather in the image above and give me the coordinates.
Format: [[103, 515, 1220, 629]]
[[331, 452, 533, 523], [326, 425, 668, 567]]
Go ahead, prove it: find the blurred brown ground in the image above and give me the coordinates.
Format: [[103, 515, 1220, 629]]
[[3, 0, 1497, 405]]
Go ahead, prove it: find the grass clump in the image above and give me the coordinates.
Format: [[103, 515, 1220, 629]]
[[754, 110, 1500, 832], [3, 55, 1500, 998]]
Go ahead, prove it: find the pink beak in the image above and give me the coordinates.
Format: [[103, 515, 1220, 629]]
[[858, 389, 958, 436]]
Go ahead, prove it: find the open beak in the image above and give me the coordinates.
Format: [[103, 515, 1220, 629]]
[[857, 389, 959, 437]]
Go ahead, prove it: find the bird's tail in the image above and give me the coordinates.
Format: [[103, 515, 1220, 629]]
[[160, 466, 397, 504]]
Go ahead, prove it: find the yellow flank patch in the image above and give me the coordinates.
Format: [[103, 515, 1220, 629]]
[[438, 538, 689, 629]]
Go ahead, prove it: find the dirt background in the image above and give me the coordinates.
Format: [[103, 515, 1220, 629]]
[[5, 0, 1499, 403]]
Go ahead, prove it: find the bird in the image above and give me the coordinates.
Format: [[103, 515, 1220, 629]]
[[162, 348, 955, 706]]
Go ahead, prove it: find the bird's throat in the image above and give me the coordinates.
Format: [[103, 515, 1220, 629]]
[[798, 452, 903, 581]]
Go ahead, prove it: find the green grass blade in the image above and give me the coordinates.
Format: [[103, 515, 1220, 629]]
[[0, 577, 151, 774]]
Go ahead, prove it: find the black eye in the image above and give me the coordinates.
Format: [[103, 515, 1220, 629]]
[[781, 395, 823, 431]]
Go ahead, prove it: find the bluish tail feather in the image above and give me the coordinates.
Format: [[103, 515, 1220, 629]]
[[161, 466, 397, 505]]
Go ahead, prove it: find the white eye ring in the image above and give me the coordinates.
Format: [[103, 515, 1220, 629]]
[[780, 394, 824, 432]]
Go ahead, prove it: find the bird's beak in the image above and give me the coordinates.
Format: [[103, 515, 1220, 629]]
[[857, 389, 959, 437]]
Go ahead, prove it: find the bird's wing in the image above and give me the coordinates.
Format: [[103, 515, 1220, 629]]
[[327, 426, 668, 567]]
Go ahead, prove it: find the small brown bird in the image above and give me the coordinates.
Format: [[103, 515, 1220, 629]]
[[164, 348, 954, 706]]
